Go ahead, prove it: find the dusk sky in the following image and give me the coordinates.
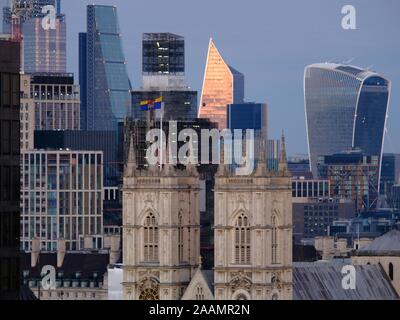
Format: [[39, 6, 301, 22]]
[[4, 0, 400, 155]]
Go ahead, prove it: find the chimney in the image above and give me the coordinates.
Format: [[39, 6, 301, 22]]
[[109, 235, 121, 265], [57, 239, 66, 268], [31, 238, 40, 268]]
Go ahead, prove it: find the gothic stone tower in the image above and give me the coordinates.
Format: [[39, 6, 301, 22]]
[[214, 136, 293, 300], [122, 140, 201, 300]]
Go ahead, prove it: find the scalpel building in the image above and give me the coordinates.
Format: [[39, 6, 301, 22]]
[[304, 63, 391, 180]]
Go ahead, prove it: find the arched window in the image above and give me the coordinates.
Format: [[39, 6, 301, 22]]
[[144, 213, 158, 262], [389, 262, 394, 281], [178, 213, 184, 263], [272, 215, 278, 264], [195, 286, 204, 300], [272, 293, 279, 300], [235, 213, 250, 264]]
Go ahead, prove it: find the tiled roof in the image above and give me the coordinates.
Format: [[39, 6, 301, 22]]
[[293, 262, 398, 300]]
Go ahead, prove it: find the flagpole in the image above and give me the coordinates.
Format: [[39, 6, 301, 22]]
[[160, 99, 164, 171]]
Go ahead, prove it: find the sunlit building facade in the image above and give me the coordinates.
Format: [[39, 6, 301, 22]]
[[80, 5, 131, 131], [304, 63, 391, 178], [198, 38, 244, 129]]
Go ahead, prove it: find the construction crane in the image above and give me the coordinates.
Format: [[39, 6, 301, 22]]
[[10, 0, 36, 41]]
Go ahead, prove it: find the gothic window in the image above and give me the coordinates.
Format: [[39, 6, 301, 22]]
[[195, 285, 204, 300], [143, 213, 158, 262], [236, 293, 248, 300], [389, 262, 394, 281], [139, 278, 159, 300], [235, 213, 250, 265], [272, 215, 279, 264], [178, 212, 184, 263]]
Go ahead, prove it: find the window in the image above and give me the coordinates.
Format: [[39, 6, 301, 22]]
[[389, 263, 394, 281], [195, 286, 204, 300], [234, 213, 250, 265], [178, 212, 184, 263], [144, 213, 159, 262], [272, 215, 279, 264]]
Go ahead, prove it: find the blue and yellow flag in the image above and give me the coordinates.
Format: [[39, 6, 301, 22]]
[[140, 97, 163, 111]]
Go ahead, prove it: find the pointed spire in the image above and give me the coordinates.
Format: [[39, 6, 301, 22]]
[[163, 140, 176, 176], [126, 136, 137, 177], [216, 141, 229, 177], [186, 137, 199, 177], [254, 138, 268, 177], [279, 131, 289, 175]]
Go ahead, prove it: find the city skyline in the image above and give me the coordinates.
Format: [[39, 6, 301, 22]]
[[55, 0, 400, 156]]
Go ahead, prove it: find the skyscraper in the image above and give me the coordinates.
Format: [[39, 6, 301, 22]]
[[132, 33, 197, 121], [304, 63, 391, 178], [80, 5, 131, 131], [198, 38, 244, 129], [0, 39, 20, 300], [3, 0, 67, 73]]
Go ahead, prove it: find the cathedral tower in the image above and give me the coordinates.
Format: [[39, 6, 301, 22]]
[[122, 138, 201, 300], [214, 136, 293, 300]]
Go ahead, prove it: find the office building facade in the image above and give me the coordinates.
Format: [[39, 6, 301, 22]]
[[21, 150, 104, 252], [0, 39, 20, 300], [3, 0, 67, 73], [34, 129, 124, 187], [132, 33, 197, 121], [317, 152, 380, 212], [32, 73, 80, 130], [199, 38, 244, 129], [20, 73, 34, 151], [80, 5, 131, 131], [304, 63, 391, 177]]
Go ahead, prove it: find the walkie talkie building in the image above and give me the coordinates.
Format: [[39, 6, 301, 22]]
[[304, 63, 391, 178]]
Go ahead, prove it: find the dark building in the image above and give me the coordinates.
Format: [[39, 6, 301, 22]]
[[317, 151, 380, 212], [380, 154, 400, 203], [142, 33, 184, 75], [0, 39, 20, 300], [34, 127, 124, 187], [31, 73, 80, 130], [79, 5, 131, 131], [227, 102, 267, 134], [78, 32, 87, 130], [292, 198, 356, 243], [132, 33, 197, 122], [288, 159, 313, 179], [132, 89, 197, 121]]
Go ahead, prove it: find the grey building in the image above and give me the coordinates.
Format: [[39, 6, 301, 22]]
[[21, 150, 104, 252], [31, 73, 80, 131]]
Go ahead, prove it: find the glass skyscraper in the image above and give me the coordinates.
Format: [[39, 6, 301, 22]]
[[304, 63, 391, 178], [198, 38, 244, 130], [80, 5, 131, 131], [2, 0, 67, 74]]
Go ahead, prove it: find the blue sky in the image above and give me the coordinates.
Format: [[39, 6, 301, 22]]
[[4, 0, 400, 155]]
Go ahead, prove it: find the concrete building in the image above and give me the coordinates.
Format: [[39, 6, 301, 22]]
[[32, 73, 80, 131], [21, 150, 104, 252], [20, 73, 34, 151]]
